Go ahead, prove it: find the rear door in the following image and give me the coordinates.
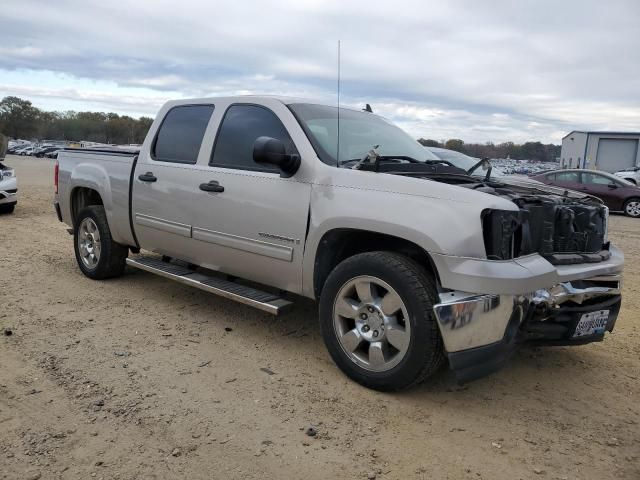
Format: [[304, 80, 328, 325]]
[[132, 104, 215, 259], [579, 172, 623, 209], [188, 102, 312, 293]]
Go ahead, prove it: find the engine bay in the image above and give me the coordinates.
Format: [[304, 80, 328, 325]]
[[466, 181, 609, 264]]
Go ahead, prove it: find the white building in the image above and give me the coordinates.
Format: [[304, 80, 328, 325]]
[[561, 131, 640, 172]]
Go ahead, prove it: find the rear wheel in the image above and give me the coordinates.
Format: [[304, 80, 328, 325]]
[[319, 251, 445, 391], [74, 205, 128, 279], [623, 198, 640, 218]]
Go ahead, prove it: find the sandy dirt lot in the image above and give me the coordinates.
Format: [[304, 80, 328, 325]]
[[1, 155, 638, 480]]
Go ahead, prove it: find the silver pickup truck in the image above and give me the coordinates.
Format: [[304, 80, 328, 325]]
[[54, 96, 623, 390]]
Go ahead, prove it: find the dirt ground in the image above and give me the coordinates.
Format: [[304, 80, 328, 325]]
[[1, 155, 638, 480]]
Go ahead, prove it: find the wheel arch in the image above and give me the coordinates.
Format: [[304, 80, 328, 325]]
[[310, 228, 440, 300], [70, 186, 104, 225]]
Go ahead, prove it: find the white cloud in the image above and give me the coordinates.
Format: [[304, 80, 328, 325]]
[[0, 0, 638, 143]]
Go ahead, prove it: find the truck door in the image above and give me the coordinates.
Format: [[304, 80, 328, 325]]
[[132, 104, 215, 259], [189, 103, 312, 293]]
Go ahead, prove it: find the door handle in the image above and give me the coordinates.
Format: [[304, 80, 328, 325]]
[[199, 180, 224, 193], [138, 172, 157, 182]]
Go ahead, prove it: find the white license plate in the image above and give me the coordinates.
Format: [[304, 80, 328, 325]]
[[573, 310, 610, 338]]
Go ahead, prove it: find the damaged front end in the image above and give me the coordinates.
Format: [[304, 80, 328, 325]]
[[479, 184, 610, 265], [433, 180, 622, 382], [434, 273, 622, 383]]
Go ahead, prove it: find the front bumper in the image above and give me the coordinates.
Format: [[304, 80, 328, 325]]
[[433, 274, 622, 383], [0, 188, 17, 205], [0, 176, 18, 205]]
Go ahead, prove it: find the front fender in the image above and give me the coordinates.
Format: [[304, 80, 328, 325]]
[[302, 183, 499, 297]]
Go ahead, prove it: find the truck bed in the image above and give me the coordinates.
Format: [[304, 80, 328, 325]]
[[56, 148, 139, 247]]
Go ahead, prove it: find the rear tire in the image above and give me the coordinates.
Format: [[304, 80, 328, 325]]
[[319, 251, 445, 391], [0, 204, 15, 214], [623, 198, 640, 218], [74, 205, 128, 279]]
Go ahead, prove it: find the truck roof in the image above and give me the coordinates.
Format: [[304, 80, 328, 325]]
[[164, 95, 364, 113]]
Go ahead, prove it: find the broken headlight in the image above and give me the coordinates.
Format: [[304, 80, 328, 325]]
[[481, 209, 522, 260]]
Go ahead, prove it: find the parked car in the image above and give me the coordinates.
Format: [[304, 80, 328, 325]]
[[425, 146, 479, 170], [614, 167, 640, 185], [0, 163, 18, 213], [11, 145, 31, 155], [7, 145, 24, 154], [54, 96, 623, 391], [531, 169, 640, 217], [35, 146, 59, 158], [0, 135, 17, 214], [19, 146, 35, 156], [45, 149, 64, 159]]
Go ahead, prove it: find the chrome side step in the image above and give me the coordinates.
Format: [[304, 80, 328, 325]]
[[126, 256, 292, 315]]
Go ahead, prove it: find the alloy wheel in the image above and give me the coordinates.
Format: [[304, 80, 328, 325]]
[[333, 275, 411, 372], [77, 217, 102, 269]]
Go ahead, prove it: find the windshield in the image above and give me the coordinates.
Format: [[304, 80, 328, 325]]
[[427, 147, 479, 171], [288, 103, 440, 166]]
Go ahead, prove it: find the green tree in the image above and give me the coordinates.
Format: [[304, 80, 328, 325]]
[[0, 96, 40, 138], [417, 138, 441, 147], [444, 139, 465, 152]]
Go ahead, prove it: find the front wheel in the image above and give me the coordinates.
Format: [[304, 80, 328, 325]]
[[0, 204, 15, 214], [319, 252, 445, 391], [623, 198, 640, 218], [74, 205, 128, 279]]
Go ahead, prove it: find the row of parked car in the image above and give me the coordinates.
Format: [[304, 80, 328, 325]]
[[422, 147, 640, 218], [8, 144, 63, 158]]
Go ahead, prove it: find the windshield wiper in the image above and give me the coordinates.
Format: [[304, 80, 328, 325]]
[[467, 157, 493, 181]]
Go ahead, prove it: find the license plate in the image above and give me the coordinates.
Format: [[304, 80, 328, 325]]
[[573, 310, 610, 338]]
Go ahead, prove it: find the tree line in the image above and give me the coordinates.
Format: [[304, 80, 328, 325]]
[[0, 96, 561, 160], [418, 138, 560, 162], [0, 96, 153, 145]]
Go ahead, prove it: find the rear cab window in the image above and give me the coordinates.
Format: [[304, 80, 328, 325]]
[[210, 104, 297, 172], [152, 105, 214, 164]]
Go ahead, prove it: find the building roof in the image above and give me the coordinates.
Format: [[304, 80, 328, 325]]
[[562, 130, 640, 140]]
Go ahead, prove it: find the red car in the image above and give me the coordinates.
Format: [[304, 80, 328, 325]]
[[531, 169, 640, 218]]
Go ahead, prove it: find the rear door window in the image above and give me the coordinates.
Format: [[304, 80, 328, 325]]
[[210, 104, 296, 172], [550, 171, 579, 183], [153, 105, 214, 164], [581, 172, 612, 185]]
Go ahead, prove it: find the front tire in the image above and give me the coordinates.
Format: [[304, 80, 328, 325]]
[[0, 204, 15, 214], [74, 205, 128, 279], [319, 252, 445, 391], [623, 198, 640, 218]]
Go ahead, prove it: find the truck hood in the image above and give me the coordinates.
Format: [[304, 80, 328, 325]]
[[327, 165, 609, 265]]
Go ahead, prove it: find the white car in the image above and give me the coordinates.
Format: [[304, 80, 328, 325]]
[[614, 167, 640, 185], [0, 162, 17, 214], [19, 147, 35, 156]]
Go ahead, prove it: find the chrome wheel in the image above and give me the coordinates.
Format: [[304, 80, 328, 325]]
[[333, 276, 411, 372], [77, 218, 101, 269], [625, 200, 640, 217]]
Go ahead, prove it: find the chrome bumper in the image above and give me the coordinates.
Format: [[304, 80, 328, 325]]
[[433, 274, 622, 353]]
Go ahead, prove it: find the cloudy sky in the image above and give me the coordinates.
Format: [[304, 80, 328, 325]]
[[1, 0, 638, 143]]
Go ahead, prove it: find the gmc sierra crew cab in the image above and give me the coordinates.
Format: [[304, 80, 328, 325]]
[[54, 96, 624, 391]]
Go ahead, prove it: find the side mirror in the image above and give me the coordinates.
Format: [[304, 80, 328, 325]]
[[253, 136, 300, 177], [608, 183, 618, 189]]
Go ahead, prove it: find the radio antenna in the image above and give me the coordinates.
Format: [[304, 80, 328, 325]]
[[336, 40, 341, 165]]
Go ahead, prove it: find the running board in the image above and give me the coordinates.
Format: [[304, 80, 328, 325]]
[[126, 256, 292, 315]]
